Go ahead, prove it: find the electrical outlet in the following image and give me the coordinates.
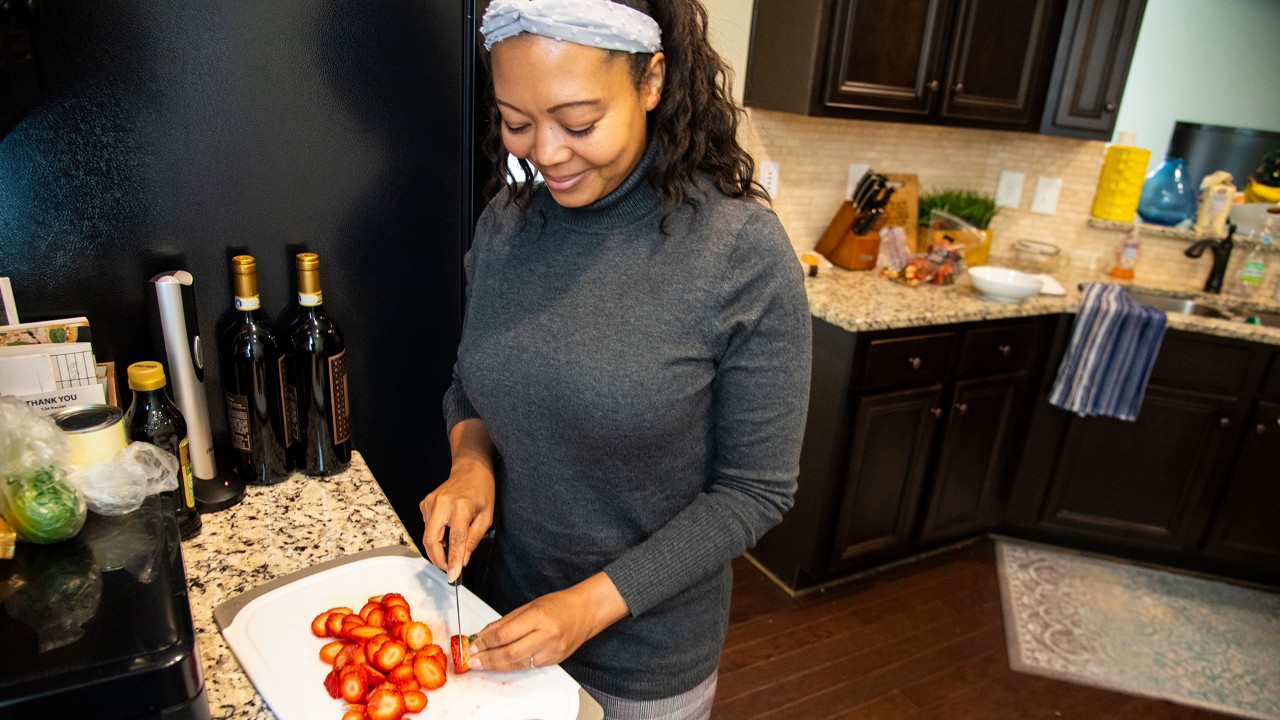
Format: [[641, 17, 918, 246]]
[[845, 163, 870, 202], [996, 171, 1025, 208], [760, 160, 780, 199], [1031, 177, 1063, 215]]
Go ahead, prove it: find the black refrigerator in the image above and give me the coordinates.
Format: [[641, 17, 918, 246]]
[[0, 1, 487, 546]]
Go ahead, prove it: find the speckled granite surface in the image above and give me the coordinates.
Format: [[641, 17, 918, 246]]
[[181, 452, 415, 720], [804, 265, 1280, 347]]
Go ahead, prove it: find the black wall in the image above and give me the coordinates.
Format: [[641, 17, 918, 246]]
[[0, 1, 476, 547]]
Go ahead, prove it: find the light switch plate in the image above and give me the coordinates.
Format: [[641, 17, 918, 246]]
[[760, 160, 780, 198], [845, 163, 871, 202], [996, 171, 1025, 208], [1031, 177, 1063, 215]]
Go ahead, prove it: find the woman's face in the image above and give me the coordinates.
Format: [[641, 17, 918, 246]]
[[490, 34, 665, 208]]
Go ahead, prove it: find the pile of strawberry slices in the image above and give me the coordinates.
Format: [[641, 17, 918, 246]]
[[311, 593, 474, 720]]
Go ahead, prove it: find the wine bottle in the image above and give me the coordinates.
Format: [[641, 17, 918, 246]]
[[125, 361, 202, 539], [290, 252, 352, 475], [221, 255, 291, 484]]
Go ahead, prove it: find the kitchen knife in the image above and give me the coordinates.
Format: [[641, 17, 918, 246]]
[[443, 530, 463, 636]]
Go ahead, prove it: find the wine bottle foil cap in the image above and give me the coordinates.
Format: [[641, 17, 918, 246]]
[[231, 255, 257, 273], [232, 255, 260, 299], [296, 252, 321, 294]]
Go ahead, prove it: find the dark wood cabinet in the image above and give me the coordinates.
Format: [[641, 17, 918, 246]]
[[823, 0, 950, 116], [1037, 386, 1242, 552], [918, 374, 1022, 544], [1200, 401, 1280, 581], [830, 385, 942, 567], [1005, 329, 1279, 586], [1040, 0, 1147, 139], [747, 0, 1077, 130], [750, 317, 1049, 590], [939, 0, 1061, 124], [747, 0, 1145, 135]]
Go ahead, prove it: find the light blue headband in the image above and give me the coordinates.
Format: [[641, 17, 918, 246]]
[[481, 0, 663, 54]]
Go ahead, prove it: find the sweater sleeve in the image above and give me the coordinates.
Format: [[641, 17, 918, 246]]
[[441, 204, 494, 434], [604, 209, 812, 616]]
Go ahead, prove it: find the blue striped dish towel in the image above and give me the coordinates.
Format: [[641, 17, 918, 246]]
[[1048, 283, 1167, 421]]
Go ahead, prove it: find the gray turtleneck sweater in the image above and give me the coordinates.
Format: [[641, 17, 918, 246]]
[[442, 145, 811, 700]]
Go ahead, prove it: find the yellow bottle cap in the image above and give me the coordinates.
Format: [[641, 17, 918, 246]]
[[127, 361, 168, 391]]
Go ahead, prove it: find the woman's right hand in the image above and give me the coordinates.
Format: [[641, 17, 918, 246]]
[[420, 418, 497, 583]]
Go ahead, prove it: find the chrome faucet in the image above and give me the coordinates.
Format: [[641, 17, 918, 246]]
[[1184, 223, 1236, 294]]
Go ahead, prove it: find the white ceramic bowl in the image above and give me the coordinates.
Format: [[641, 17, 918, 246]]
[[969, 266, 1044, 303]]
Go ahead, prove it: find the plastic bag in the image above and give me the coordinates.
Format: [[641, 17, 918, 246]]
[[66, 442, 178, 516], [0, 397, 86, 543]]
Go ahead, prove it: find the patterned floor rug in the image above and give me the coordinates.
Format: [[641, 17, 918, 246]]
[[995, 539, 1280, 719]]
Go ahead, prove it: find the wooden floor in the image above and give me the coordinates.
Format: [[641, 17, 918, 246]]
[[714, 540, 1235, 720]]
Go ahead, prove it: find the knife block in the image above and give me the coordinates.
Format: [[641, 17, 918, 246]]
[[815, 173, 919, 271], [815, 202, 881, 270]]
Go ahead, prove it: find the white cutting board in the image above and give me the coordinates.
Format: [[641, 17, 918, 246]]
[[216, 547, 581, 720]]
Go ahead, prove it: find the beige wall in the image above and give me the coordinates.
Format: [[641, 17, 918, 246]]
[[701, 1, 1266, 293]]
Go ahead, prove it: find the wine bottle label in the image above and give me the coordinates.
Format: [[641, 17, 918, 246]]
[[299, 291, 323, 307], [278, 355, 296, 448], [226, 392, 252, 451], [328, 350, 351, 445], [235, 296, 261, 311], [178, 437, 196, 510]]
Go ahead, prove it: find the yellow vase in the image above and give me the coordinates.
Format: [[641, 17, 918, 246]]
[[1091, 145, 1152, 221]]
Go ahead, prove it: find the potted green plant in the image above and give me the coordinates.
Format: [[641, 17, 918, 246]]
[[918, 189, 1001, 265]]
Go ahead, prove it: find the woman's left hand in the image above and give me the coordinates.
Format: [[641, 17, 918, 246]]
[[466, 572, 629, 671]]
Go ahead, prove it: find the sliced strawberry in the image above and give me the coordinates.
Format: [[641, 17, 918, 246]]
[[334, 643, 363, 674], [381, 593, 409, 610], [359, 600, 381, 622], [324, 669, 342, 699], [366, 607, 386, 628], [364, 633, 391, 665], [340, 669, 368, 703], [319, 640, 346, 664], [365, 686, 406, 720], [412, 653, 446, 690], [312, 611, 334, 637], [373, 640, 407, 673], [388, 664, 418, 690], [326, 611, 349, 638], [386, 605, 411, 625], [450, 635, 471, 674], [341, 708, 365, 720], [345, 625, 384, 643], [400, 621, 432, 650], [402, 689, 427, 713]]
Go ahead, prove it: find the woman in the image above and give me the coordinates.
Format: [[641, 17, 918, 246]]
[[419, 0, 811, 716]]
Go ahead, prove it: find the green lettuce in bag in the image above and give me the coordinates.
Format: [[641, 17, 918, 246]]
[[1, 466, 86, 543], [0, 397, 86, 544]]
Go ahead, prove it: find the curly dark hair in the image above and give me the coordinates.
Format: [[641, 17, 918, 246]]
[[480, 0, 767, 220]]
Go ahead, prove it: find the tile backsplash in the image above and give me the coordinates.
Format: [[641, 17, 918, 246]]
[[743, 109, 1278, 299]]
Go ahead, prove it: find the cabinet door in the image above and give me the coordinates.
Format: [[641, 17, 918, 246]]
[[823, 0, 950, 115], [940, 0, 1061, 124], [1200, 401, 1280, 578], [830, 385, 943, 569], [918, 374, 1020, 545], [1040, 0, 1146, 139], [1037, 386, 1241, 552]]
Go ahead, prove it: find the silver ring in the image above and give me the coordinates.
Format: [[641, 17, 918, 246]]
[[529, 655, 535, 669]]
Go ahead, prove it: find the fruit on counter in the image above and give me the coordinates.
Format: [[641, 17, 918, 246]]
[[0, 466, 87, 544], [311, 593, 451, 720]]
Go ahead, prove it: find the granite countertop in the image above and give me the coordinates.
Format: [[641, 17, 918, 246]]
[[181, 452, 416, 720], [804, 264, 1280, 347]]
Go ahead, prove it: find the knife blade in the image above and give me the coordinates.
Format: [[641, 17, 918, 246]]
[[443, 528, 462, 636]]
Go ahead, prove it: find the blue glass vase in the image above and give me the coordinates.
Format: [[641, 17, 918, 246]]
[[1137, 157, 1194, 226]]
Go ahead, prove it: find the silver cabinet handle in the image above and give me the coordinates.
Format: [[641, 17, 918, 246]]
[[1220, 417, 1231, 428], [998, 344, 1012, 357], [954, 82, 965, 93], [955, 403, 969, 415], [928, 79, 940, 92], [1105, 101, 1117, 112], [931, 407, 943, 420], [908, 356, 922, 370], [1257, 423, 1267, 435]]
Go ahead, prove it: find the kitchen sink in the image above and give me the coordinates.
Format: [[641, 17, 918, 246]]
[[1125, 289, 1232, 320], [1244, 311, 1280, 328]]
